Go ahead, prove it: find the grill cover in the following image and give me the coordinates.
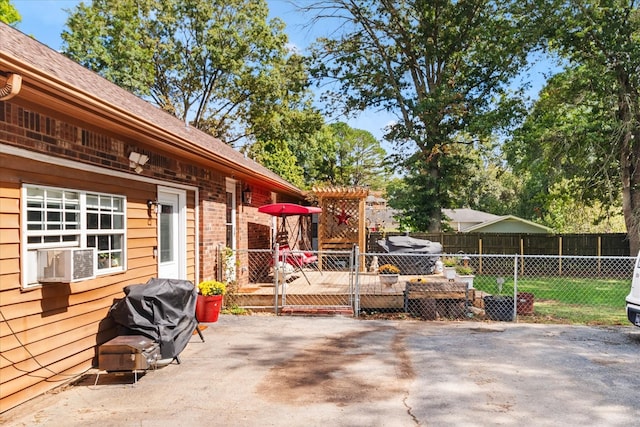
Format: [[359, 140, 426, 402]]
[[109, 278, 198, 359], [377, 235, 443, 253], [376, 235, 442, 275]]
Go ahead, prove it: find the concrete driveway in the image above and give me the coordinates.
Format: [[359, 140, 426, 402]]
[[2, 315, 639, 427]]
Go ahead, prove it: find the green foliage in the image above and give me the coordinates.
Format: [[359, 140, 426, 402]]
[[221, 304, 250, 315], [455, 265, 474, 276], [308, 0, 535, 231], [0, 0, 20, 26], [505, 66, 624, 230], [442, 257, 457, 267], [527, 0, 640, 252], [249, 139, 305, 188], [303, 122, 390, 189], [62, 0, 319, 150]]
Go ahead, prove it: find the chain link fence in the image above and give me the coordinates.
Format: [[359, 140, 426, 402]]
[[231, 249, 635, 325]]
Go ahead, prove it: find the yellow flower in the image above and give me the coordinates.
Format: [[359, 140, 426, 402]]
[[198, 280, 227, 296], [378, 264, 400, 274]]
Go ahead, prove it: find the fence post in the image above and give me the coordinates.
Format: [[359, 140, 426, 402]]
[[478, 238, 483, 274], [513, 254, 518, 322], [519, 238, 524, 276], [597, 235, 602, 274], [353, 245, 360, 317], [217, 243, 224, 281], [558, 236, 563, 275], [273, 243, 279, 315]]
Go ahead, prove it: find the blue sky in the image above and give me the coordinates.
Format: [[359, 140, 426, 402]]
[[10, 0, 554, 148], [11, 0, 396, 142]]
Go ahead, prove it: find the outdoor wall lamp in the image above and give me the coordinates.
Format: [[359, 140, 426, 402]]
[[129, 151, 149, 174], [242, 186, 252, 205], [147, 199, 159, 216]]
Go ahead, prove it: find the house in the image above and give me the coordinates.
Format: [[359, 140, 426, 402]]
[[0, 23, 305, 412], [443, 208, 553, 234]]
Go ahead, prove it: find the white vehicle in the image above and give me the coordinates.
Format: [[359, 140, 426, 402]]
[[626, 251, 640, 327]]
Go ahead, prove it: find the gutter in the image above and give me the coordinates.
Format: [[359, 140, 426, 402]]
[[0, 53, 302, 198]]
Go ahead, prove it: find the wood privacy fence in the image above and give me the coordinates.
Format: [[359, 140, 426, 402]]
[[366, 232, 631, 257]]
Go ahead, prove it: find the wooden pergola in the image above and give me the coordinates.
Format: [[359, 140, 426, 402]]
[[311, 186, 369, 264]]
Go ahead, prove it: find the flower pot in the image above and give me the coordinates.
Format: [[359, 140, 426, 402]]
[[456, 274, 474, 289], [444, 267, 456, 280], [196, 294, 223, 322], [517, 292, 535, 315], [379, 274, 399, 286], [483, 295, 514, 321]]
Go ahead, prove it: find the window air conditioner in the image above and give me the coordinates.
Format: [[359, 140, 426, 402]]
[[37, 248, 96, 282]]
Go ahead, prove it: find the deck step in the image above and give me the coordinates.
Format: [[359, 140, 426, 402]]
[[280, 305, 354, 317]]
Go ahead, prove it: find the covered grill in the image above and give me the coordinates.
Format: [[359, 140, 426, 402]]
[[108, 278, 200, 361], [376, 235, 442, 274]]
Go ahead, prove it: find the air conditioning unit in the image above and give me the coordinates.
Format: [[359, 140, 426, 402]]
[[37, 248, 96, 282]]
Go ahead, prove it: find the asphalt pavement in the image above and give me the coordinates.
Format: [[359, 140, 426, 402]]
[[2, 315, 639, 427]]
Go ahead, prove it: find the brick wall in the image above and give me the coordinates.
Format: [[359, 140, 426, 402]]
[[1, 100, 278, 283]]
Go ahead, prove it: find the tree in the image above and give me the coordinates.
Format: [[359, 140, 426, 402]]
[[308, 122, 390, 188], [62, 0, 320, 149], [505, 66, 626, 232], [306, 0, 536, 231], [0, 0, 20, 26], [526, 0, 640, 252], [386, 137, 495, 230]]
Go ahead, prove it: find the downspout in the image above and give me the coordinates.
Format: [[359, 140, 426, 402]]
[[0, 73, 22, 100]]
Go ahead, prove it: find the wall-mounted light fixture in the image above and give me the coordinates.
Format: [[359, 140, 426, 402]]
[[147, 199, 159, 216], [129, 151, 149, 174], [242, 186, 252, 205]]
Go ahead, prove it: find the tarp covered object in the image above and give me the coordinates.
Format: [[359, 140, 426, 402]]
[[376, 235, 442, 275], [109, 278, 198, 359], [377, 235, 443, 254]]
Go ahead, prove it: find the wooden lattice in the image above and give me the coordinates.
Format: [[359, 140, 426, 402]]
[[323, 199, 359, 242], [312, 186, 369, 254]]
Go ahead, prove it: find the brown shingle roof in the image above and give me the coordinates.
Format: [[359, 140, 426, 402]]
[[0, 23, 301, 195]]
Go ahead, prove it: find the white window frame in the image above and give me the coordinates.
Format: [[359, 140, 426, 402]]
[[22, 184, 127, 288]]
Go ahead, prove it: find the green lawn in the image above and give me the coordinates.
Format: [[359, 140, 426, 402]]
[[473, 275, 631, 325]]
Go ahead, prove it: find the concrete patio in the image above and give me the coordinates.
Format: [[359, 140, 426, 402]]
[[2, 316, 639, 426]]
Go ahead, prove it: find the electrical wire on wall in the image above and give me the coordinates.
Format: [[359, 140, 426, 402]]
[[0, 308, 91, 380]]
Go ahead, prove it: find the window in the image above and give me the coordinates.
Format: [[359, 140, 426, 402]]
[[86, 194, 125, 270], [24, 185, 126, 285]]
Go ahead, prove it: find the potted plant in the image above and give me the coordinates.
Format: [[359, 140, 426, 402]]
[[442, 257, 457, 280], [195, 280, 227, 322], [378, 264, 400, 286], [455, 265, 475, 289]]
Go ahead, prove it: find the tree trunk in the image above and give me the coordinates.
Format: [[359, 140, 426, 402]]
[[428, 166, 442, 233], [616, 71, 640, 255], [620, 129, 640, 255]]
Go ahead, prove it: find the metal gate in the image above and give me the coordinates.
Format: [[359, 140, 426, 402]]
[[273, 246, 356, 316]]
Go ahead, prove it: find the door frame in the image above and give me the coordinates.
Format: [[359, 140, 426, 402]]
[[157, 186, 187, 279]]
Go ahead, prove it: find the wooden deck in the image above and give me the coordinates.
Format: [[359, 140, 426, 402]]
[[233, 270, 479, 312]]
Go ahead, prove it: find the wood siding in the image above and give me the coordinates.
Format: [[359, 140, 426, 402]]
[[0, 155, 199, 412], [0, 98, 281, 413]]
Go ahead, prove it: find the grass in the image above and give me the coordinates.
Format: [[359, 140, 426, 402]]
[[473, 275, 631, 325]]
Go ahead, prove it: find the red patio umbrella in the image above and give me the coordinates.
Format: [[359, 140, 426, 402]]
[[257, 203, 322, 216]]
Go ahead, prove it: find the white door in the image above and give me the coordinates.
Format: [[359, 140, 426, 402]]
[[225, 179, 237, 282], [158, 188, 186, 279]]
